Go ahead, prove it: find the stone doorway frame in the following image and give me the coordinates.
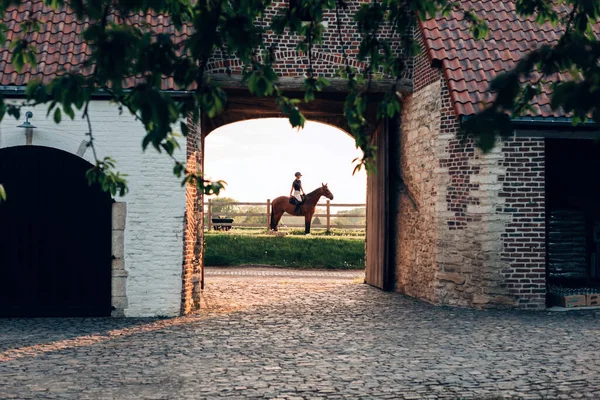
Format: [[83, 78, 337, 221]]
[[111, 201, 128, 317]]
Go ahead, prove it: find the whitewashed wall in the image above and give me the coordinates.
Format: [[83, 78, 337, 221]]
[[0, 100, 185, 317]]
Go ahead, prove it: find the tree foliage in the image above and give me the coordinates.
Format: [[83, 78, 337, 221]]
[[210, 197, 239, 216], [334, 207, 366, 226], [242, 206, 268, 225], [0, 0, 597, 198]]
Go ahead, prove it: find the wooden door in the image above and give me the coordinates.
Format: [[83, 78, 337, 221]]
[[365, 120, 392, 289], [0, 146, 112, 317], [199, 129, 206, 289]]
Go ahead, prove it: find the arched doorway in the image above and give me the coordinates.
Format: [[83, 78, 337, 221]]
[[194, 91, 395, 294], [0, 146, 113, 317]]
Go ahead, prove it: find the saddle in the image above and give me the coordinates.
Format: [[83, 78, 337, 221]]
[[289, 195, 306, 206], [289, 195, 306, 215]]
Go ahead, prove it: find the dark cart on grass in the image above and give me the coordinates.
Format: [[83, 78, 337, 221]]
[[212, 217, 234, 231]]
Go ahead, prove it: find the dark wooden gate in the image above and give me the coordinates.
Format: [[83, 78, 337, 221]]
[[0, 146, 112, 317], [365, 120, 392, 289]]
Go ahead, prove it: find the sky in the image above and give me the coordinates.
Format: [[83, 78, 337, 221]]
[[204, 118, 367, 204]]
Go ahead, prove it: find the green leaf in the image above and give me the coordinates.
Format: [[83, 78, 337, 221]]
[[26, 48, 37, 69], [387, 102, 395, 118], [53, 107, 62, 124], [289, 108, 306, 128], [316, 77, 330, 88], [180, 121, 190, 136], [12, 50, 24, 72], [304, 88, 315, 102], [0, 184, 6, 202], [0, 23, 7, 44], [63, 104, 75, 120], [173, 162, 185, 177]]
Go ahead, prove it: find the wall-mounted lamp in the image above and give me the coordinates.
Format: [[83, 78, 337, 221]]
[[17, 111, 36, 145]]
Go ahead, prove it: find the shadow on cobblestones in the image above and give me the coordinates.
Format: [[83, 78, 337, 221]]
[[0, 269, 599, 399], [0, 318, 157, 354]]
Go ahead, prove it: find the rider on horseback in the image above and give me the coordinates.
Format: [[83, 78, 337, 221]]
[[290, 172, 305, 214], [271, 182, 334, 234]]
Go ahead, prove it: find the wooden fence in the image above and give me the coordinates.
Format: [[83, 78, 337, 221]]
[[205, 199, 365, 231]]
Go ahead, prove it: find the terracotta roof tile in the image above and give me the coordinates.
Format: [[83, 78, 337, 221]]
[[420, 0, 597, 118], [0, 1, 188, 91]]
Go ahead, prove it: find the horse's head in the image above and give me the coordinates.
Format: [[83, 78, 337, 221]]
[[321, 183, 334, 200]]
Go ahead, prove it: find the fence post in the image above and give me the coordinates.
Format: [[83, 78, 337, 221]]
[[207, 199, 212, 231], [266, 199, 271, 231], [326, 200, 331, 232]]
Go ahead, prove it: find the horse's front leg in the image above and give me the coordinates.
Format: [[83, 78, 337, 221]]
[[305, 214, 311, 235]]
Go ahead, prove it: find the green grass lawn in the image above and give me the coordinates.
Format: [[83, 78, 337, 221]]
[[208, 227, 365, 238], [205, 232, 365, 269]]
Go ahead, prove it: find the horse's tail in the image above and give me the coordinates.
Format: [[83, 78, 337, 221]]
[[269, 202, 275, 230]]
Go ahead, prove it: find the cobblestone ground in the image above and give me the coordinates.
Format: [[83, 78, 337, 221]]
[[1, 267, 600, 399]]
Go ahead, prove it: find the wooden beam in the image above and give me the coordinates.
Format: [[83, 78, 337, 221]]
[[210, 74, 412, 94], [202, 85, 382, 136], [224, 96, 346, 116]]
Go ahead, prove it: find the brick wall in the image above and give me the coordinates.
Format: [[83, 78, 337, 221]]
[[398, 27, 547, 310], [182, 116, 203, 315], [438, 80, 480, 230], [413, 24, 440, 92], [434, 93, 546, 309], [498, 138, 546, 309], [207, 1, 411, 81], [435, 124, 516, 308], [0, 101, 186, 317]]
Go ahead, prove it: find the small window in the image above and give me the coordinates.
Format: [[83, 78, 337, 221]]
[[289, 0, 311, 22]]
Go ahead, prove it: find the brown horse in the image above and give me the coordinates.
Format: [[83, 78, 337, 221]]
[[270, 184, 334, 234]]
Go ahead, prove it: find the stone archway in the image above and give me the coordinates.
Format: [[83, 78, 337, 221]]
[[188, 87, 397, 301]]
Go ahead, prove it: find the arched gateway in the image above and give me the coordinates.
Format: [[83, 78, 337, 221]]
[[0, 146, 112, 317], [190, 87, 399, 297]]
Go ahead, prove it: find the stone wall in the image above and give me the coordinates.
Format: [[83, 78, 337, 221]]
[[435, 119, 515, 308], [0, 100, 186, 317], [396, 78, 442, 303], [434, 133, 546, 309], [397, 28, 547, 310], [111, 202, 128, 317], [433, 78, 503, 308]]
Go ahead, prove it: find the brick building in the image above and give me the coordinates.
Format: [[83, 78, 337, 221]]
[[397, 1, 600, 310], [0, 0, 597, 317]]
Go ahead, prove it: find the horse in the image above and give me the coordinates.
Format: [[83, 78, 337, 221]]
[[270, 183, 334, 234]]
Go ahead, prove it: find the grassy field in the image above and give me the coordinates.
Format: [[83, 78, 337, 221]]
[[204, 231, 365, 269], [207, 227, 365, 237]]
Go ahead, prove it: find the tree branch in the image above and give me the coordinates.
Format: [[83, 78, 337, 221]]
[[82, 101, 99, 164]]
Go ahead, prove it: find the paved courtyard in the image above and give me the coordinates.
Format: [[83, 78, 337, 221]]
[[1, 267, 600, 399]]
